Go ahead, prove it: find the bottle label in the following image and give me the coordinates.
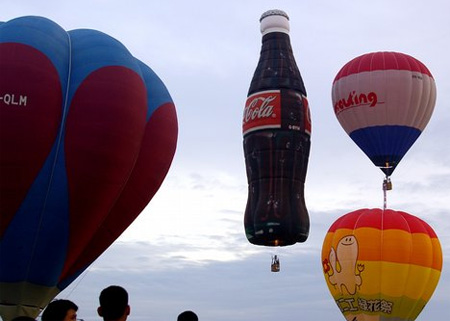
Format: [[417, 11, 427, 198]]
[[303, 95, 312, 135], [243, 90, 281, 135]]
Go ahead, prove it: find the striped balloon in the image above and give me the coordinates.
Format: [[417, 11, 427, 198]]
[[332, 52, 436, 176], [321, 208, 442, 321]]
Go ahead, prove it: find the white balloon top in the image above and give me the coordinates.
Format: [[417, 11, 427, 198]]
[[260, 9, 290, 36]]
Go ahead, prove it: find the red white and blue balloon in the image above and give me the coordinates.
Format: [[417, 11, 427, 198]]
[[332, 51, 436, 176]]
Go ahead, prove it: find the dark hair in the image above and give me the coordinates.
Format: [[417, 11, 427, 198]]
[[177, 310, 198, 321], [12, 317, 36, 321], [99, 285, 129, 320], [42, 300, 78, 321]]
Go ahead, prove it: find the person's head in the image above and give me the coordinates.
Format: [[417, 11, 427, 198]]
[[41, 300, 78, 321], [97, 285, 130, 321], [177, 310, 198, 321]]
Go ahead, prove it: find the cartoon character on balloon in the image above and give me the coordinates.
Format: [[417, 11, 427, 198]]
[[323, 235, 365, 296]]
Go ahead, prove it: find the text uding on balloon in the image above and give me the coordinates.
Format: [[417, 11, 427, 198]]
[[0, 93, 28, 106], [333, 91, 381, 115]]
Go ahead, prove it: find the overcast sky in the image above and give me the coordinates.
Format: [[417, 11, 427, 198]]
[[2, 1, 450, 320]]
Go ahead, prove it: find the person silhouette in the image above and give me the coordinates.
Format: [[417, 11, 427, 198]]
[[177, 310, 198, 321], [97, 285, 130, 321], [42, 300, 78, 321]]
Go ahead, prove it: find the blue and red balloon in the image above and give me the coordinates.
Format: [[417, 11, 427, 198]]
[[0, 16, 178, 320]]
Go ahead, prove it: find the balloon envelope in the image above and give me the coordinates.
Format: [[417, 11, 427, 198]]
[[331, 52, 436, 176], [321, 208, 442, 321], [0, 16, 178, 320]]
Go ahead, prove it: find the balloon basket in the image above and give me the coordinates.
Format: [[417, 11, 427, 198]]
[[271, 255, 280, 272]]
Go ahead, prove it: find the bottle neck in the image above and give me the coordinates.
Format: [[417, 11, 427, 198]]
[[260, 32, 294, 61], [248, 32, 306, 96], [261, 31, 291, 44]]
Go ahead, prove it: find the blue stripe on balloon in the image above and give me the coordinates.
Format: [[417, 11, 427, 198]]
[[349, 125, 422, 168], [136, 59, 173, 121], [0, 142, 69, 286]]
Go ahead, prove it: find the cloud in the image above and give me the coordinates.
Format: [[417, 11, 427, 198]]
[[65, 240, 338, 321]]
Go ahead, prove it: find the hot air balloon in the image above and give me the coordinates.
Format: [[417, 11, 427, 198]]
[[331, 52, 436, 177], [0, 16, 178, 321], [321, 208, 442, 321]]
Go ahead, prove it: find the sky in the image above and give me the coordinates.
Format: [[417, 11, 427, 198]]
[[1, 0, 450, 320]]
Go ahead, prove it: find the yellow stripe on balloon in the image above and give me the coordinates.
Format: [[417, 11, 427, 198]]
[[418, 268, 441, 302], [356, 261, 440, 300]]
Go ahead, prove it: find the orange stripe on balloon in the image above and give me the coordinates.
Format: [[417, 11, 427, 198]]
[[322, 228, 441, 270], [431, 238, 443, 271]]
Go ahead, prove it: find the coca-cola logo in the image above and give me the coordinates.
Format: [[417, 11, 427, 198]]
[[334, 91, 381, 114], [243, 95, 277, 124], [243, 90, 281, 135]]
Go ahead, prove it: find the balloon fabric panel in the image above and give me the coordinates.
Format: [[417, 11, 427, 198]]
[[349, 126, 421, 170], [61, 66, 148, 279], [333, 52, 433, 80], [0, 43, 63, 236], [60, 100, 178, 285]]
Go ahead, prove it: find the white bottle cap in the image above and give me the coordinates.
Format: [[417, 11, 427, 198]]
[[260, 9, 290, 36]]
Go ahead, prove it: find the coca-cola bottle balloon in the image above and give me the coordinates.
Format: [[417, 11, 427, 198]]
[[243, 9, 311, 246]]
